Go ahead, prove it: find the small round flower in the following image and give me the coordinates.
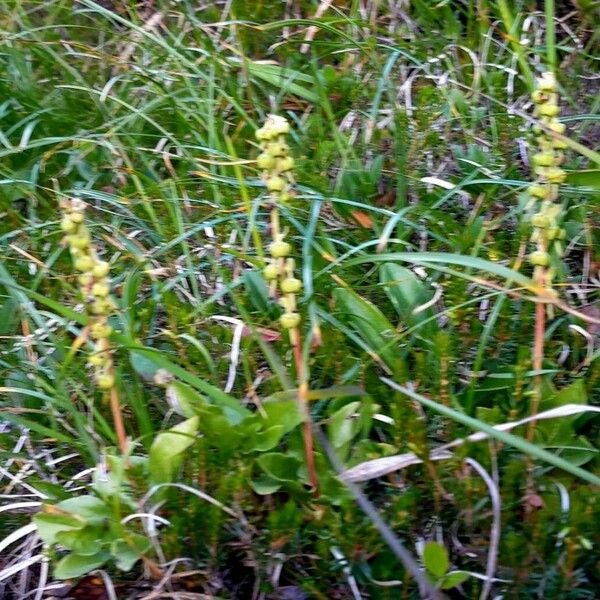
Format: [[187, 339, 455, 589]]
[[557, 228, 566, 240], [538, 103, 559, 117], [91, 322, 112, 338], [95, 372, 115, 389], [546, 227, 559, 240], [537, 74, 557, 92], [280, 277, 302, 294], [527, 184, 548, 199], [92, 261, 110, 278], [280, 312, 301, 329], [255, 127, 270, 141], [532, 152, 555, 167], [61, 216, 77, 233], [552, 139, 568, 150], [92, 299, 112, 314], [270, 241, 291, 258], [545, 167, 566, 184], [278, 156, 295, 172], [267, 176, 286, 192], [88, 353, 108, 367], [269, 118, 290, 136], [74, 256, 94, 272], [70, 211, 85, 224], [263, 264, 279, 280], [78, 274, 93, 287], [547, 120, 566, 134], [531, 213, 551, 229], [531, 90, 547, 104], [92, 282, 110, 298], [68, 233, 90, 250], [257, 153, 275, 169], [530, 250, 550, 267], [267, 143, 288, 158]]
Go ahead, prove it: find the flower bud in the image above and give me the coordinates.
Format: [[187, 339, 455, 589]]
[[545, 167, 566, 184], [527, 184, 548, 199], [257, 153, 275, 169], [74, 256, 94, 272], [263, 264, 279, 280], [92, 282, 110, 298], [530, 250, 550, 267], [61, 217, 77, 233], [92, 261, 110, 278], [532, 152, 555, 167], [538, 103, 559, 117], [95, 372, 115, 389], [278, 156, 295, 172], [280, 312, 301, 329], [267, 176, 286, 192], [281, 277, 302, 294], [267, 143, 288, 158], [91, 322, 112, 338], [531, 213, 551, 228], [70, 211, 85, 224], [270, 241, 291, 258]]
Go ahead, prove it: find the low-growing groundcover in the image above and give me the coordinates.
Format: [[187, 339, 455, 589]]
[[1, 1, 599, 598]]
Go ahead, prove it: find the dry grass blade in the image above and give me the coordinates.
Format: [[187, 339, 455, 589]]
[[342, 404, 600, 483]]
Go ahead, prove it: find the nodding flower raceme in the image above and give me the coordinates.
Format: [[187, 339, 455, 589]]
[[528, 72, 567, 290], [60, 198, 116, 390], [255, 115, 303, 333]]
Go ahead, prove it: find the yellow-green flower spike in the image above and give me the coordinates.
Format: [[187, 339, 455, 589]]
[[256, 115, 302, 332], [527, 72, 567, 289], [60, 197, 117, 391]]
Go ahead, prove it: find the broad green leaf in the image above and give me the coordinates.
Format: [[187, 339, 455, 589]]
[[129, 350, 159, 381], [34, 511, 85, 545], [256, 452, 300, 482], [166, 381, 208, 418], [56, 526, 109, 556], [56, 496, 111, 526], [149, 416, 199, 484], [566, 169, 600, 187], [257, 400, 303, 435], [333, 287, 399, 370], [54, 551, 109, 579], [423, 541, 449, 578], [111, 535, 150, 571], [440, 570, 470, 589], [250, 476, 282, 495], [328, 401, 361, 449], [242, 424, 285, 453], [379, 263, 428, 321]]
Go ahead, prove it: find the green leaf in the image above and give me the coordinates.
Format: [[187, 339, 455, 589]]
[[111, 535, 150, 571], [250, 476, 282, 495], [243, 424, 285, 453], [423, 541, 449, 578], [34, 511, 85, 546], [56, 496, 111, 526], [256, 452, 300, 482], [149, 416, 199, 484], [380, 263, 427, 319], [166, 381, 208, 418], [440, 570, 470, 589], [333, 287, 399, 370], [345, 252, 536, 292], [244, 270, 271, 315], [129, 350, 159, 381], [565, 169, 600, 187], [244, 62, 319, 103], [56, 526, 109, 556], [54, 552, 109, 579], [328, 401, 361, 449]]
